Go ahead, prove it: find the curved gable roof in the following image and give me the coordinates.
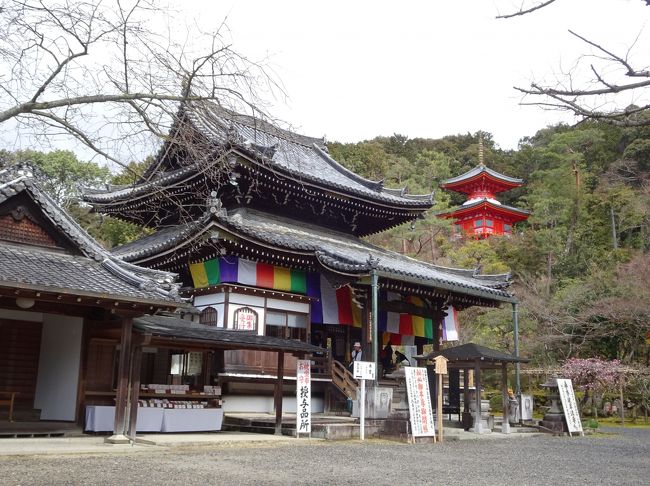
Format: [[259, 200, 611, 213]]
[[113, 207, 515, 303], [442, 165, 524, 188], [0, 164, 182, 305], [84, 102, 434, 209]]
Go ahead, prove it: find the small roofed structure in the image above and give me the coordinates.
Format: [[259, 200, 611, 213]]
[[419, 343, 529, 368], [417, 343, 529, 434], [130, 314, 325, 436], [437, 137, 529, 238]]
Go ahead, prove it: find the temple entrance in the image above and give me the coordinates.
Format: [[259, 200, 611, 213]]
[[0, 312, 84, 436]]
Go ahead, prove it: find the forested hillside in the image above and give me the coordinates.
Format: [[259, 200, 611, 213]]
[[329, 122, 650, 367]]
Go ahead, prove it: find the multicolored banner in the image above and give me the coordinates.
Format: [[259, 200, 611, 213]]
[[189, 257, 306, 293], [189, 257, 360, 327], [306, 273, 362, 328], [188, 257, 457, 340]]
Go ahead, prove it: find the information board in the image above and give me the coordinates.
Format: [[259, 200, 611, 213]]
[[296, 359, 311, 435], [353, 361, 376, 380], [556, 378, 583, 435], [404, 367, 436, 438]]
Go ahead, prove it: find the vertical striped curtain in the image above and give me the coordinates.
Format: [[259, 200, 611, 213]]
[[189, 257, 359, 327], [188, 257, 458, 337]]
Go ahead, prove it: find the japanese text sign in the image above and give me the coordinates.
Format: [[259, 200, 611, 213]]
[[296, 359, 311, 435], [556, 378, 583, 434], [353, 361, 376, 380], [405, 367, 436, 438]]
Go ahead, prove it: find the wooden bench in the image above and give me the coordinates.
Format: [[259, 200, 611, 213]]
[[0, 392, 16, 422]]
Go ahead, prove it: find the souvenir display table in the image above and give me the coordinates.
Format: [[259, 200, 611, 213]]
[[85, 406, 223, 432]]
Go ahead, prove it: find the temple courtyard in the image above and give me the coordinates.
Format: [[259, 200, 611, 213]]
[[0, 427, 648, 485]]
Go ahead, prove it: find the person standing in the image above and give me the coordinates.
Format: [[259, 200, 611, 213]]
[[349, 341, 363, 370], [380, 341, 394, 375]]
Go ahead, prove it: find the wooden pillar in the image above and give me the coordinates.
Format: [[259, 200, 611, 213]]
[[274, 351, 285, 435], [107, 317, 132, 443], [501, 363, 511, 434], [472, 359, 482, 434], [463, 368, 470, 413], [202, 351, 212, 387], [433, 308, 442, 352], [127, 345, 143, 440]]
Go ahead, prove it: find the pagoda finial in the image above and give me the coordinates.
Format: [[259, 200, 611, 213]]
[[478, 132, 485, 167]]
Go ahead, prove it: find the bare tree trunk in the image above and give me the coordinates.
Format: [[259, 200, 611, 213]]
[[546, 251, 553, 295], [610, 205, 618, 250]]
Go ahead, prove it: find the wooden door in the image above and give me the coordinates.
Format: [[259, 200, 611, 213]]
[[0, 319, 43, 403]]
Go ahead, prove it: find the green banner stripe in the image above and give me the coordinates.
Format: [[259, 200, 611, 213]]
[[424, 318, 434, 339], [204, 259, 220, 285], [290, 269, 307, 294]]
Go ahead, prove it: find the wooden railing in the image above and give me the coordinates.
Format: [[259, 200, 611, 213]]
[[330, 359, 357, 400], [309, 355, 331, 377]]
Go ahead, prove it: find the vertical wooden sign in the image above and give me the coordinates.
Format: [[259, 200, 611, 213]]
[[433, 356, 448, 443], [296, 360, 311, 437]]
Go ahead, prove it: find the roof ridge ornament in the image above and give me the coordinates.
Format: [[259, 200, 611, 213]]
[[366, 254, 380, 270], [227, 123, 244, 145], [207, 191, 227, 217]]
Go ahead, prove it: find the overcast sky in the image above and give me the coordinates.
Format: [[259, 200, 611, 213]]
[[184, 0, 649, 150]]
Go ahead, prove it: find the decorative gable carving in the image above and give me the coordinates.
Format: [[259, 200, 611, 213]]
[[0, 210, 60, 248]]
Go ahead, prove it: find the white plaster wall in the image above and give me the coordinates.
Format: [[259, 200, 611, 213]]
[[229, 293, 265, 307], [194, 292, 225, 307], [266, 298, 309, 313], [34, 314, 83, 421]]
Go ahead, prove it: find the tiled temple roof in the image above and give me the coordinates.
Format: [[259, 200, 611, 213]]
[[113, 207, 515, 303], [442, 165, 524, 187], [420, 342, 530, 364], [438, 198, 530, 219], [0, 164, 182, 305], [83, 101, 434, 209], [134, 315, 325, 354]]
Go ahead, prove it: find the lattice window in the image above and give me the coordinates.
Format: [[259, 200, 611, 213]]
[[199, 307, 218, 326]]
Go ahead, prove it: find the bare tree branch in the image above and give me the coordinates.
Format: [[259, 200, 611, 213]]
[[502, 2, 650, 126], [0, 0, 286, 167], [496, 0, 557, 19]]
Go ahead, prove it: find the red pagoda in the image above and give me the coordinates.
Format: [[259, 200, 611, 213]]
[[438, 143, 529, 237]]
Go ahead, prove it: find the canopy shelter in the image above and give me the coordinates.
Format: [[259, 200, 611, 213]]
[[126, 314, 325, 437], [416, 343, 529, 434]]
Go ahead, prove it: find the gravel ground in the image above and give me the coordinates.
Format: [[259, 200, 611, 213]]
[[0, 427, 648, 486]]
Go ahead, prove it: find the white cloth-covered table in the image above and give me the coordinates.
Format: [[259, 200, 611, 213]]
[[85, 406, 223, 432], [135, 408, 165, 431], [85, 406, 164, 432], [85, 405, 115, 432], [160, 408, 223, 432]]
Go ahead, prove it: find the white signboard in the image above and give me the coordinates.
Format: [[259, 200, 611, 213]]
[[236, 309, 257, 331], [296, 359, 311, 435], [556, 378, 583, 435], [353, 361, 376, 380], [404, 367, 436, 438]]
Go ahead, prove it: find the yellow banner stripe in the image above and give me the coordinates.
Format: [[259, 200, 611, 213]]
[[189, 262, 209, 288]]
